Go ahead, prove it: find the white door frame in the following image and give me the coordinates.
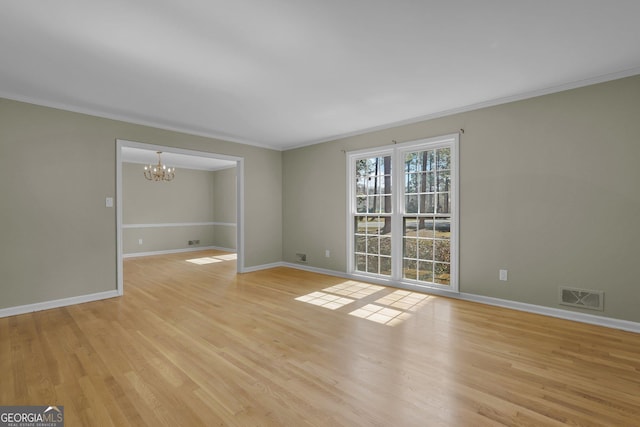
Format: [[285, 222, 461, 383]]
[[115, 139, 245, 295]]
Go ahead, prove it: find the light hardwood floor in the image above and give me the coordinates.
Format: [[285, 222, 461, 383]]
[[1, 250, 639, 426]]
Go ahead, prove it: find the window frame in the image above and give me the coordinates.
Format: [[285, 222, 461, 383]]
[[346, 134, 459, 293], [351, 149, 394, 278]]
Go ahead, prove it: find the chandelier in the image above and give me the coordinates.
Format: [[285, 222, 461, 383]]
[[144, 151, 175, 181]]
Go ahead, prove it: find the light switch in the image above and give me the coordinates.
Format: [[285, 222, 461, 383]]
[[105, 197, 113, 208]]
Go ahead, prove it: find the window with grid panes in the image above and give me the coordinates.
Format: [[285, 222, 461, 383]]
[[353, 155, 392, 276], [347, 135, 458, 291]]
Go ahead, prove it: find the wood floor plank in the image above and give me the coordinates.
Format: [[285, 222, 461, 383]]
[[1, 249, 640, 426]]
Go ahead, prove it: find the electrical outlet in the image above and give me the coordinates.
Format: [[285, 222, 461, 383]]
[[499, 269, 508, 281], [325, 250, 330, 258], [138, 238, 143, 245]]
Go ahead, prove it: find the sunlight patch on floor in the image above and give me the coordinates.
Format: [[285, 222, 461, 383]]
[[295, 292, 354, 310], [349, 290, 432, 325], [349, 304, 412, 326], [295, 281, 432, 326], [374, 290, 430, 312], [186, 257, 222, 265], [186, 253, 237, 265], [321, 282, 385, 299]]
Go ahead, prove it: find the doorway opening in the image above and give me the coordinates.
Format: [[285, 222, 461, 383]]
[[115, 139, 245, 295]]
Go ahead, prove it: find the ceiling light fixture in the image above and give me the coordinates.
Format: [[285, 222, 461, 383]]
[[143, 151, 175, 181]]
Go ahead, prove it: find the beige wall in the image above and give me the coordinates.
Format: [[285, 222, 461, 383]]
[[122, 163, 236, 253], [0, 98, 281, 309], [282, 75, 640, 323], [213, 167, 237, 223], [212, 167, 237, 249], [123, 163, 216, 224], [122, 225, 216, 254]]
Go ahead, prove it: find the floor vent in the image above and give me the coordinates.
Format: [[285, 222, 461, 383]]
[[559, 287, 604, 311]]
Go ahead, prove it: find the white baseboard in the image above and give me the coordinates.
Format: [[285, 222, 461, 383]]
[[0, 290, 120, 319], [123, 246, 235, 258], [456, 293, 640, 334], [278, 263, 640, 334], [280, 262, 351, 278], [240, 261, 287, 273]]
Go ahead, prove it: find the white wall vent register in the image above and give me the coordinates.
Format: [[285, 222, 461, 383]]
[[559, 287, 604, 311]]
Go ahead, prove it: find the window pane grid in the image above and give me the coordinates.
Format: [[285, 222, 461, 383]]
[[401, 146, 452, 286], [402, 215, 451, 285], [354, 155, 392, 215], [354, 215, 392, 277]]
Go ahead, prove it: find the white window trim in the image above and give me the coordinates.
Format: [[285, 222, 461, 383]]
[[346, 133, 459, 293]]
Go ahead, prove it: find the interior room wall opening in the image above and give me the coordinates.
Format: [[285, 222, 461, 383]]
[[116, 139, 244, 294]]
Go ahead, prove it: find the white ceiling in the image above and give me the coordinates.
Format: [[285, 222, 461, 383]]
[[2, 1, 640, 150], [121, 147, 235, 171]]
